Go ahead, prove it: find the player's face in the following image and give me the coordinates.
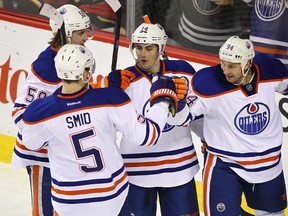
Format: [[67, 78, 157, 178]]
[[135, 44, 160, 72], [221, 60, 243, 84], [70, 28, 91, 45]]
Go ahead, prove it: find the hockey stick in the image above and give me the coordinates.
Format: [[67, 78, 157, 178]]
[[38, 3, 67, 45], [142, 14, 169, 60], [241, 207, 255, 216], [105, 0, 122, 71]]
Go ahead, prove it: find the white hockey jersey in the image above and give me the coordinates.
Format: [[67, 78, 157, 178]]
[[21, 86, 169, 216], [188, 53, 288, 183], [120, 60, 201, 187], [11, 46, 61, 168]]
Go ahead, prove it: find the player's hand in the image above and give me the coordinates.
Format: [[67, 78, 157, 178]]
[[90, 70, 135, 90], [172, 76, 188, 99], [201, 142, 207, 154], [172, 76, 189, 112], [150, 75, 178, 117], [90, 74, 106, 89], [108, 69, 135, 90]]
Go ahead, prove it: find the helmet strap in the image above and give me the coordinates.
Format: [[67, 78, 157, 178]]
[[234, 67, 253, 86], [81, 70, 91, 84]]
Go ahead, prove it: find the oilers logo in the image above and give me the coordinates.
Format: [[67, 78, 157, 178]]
[[235, 102, 270, 135], [255, 0, 286, 21], [59, 8, 67, 15], [245, 41, 252, 50], [143, 99, 175, 132]]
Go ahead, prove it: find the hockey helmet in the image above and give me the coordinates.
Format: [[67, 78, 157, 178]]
[[55, 44, 95, 81], [219, 36, 255, 69], [130, 23, 168, 57], [49, 4, 91, 37]]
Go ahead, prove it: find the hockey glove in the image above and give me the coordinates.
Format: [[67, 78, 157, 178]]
[[172, 76, 189, 99], [90, 74, 106, 89], [150, 75, 178, 117], [201, 142, 207, 154], [172, 76, 189, 112], [90, 70, 135, 90], [107, 69, 136, 90]]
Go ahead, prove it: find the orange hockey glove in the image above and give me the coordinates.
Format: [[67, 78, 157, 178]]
[[172, 76, 189, 100], [90, 74, 108, 89], [172, 76, 189, 112], [90, 70, 135, 90]]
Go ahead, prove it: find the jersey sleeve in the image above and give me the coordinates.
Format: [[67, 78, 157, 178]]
[[190, 114, 205, 141], [12, 47, 61, 129], [108, 89, 168, 147], [20, 99, 51, 151], [164, 59, 196, 126], [166, 105, 191, 126], [252, 53, 288, 95], [273, 59, 288, 94]]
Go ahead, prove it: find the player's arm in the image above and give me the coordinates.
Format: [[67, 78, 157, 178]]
[[20, 103, 49, 151], [12, 72, 52, 129], [150, 75, 178, 117], [111, 75, 178, 146], [21, 122, 49, 151], [165, 76, 191, 126]]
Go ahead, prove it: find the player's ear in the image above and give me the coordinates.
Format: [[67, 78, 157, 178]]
[[244, 60, 252, 70]]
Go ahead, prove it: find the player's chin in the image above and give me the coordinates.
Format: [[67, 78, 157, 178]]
[[139, 62, 150, 70]]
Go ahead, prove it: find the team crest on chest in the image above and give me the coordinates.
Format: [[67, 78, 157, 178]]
[[234, 102, 270, 135]]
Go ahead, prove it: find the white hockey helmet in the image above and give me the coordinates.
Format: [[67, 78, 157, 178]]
[[55, 44, 95, 81], [130, 23, 168, 57], [219, 36, 255, 69], [49, 4, 91, 37]]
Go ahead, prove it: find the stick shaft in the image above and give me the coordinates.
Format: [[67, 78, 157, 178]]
[[111, 8, 122, 70], [105, 0, 122, 70]]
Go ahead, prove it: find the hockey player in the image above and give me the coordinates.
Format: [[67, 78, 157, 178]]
[[186, 36, 288, 215], [11, 4, 93, 216], [101, 23, 202, 216], [20, 44, 178, 216]]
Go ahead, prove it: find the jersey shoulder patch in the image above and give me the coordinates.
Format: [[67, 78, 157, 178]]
[[90, 87, 131, 105], [125, 66, 143, 79], [192, 65, 236, 96], [253, 53, 288, 81], [23, 87, 131, 123], [164, 60, 196, 76], [31, 46, 61, 84]]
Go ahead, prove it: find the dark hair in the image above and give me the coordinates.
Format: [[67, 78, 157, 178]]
[[49, 30, 62, 49]]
